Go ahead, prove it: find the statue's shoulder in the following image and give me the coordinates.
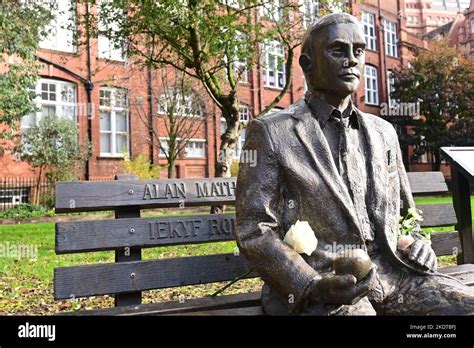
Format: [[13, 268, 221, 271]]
[[358, 109, 398, 138], [256, 99, 305, 129]]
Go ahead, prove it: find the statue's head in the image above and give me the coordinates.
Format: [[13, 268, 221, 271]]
[[299, 13, 366, 98]]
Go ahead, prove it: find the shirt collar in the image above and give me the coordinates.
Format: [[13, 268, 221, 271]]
[[305, 92, 359, 130]]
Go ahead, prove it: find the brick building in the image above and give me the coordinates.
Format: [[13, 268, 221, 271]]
[[1, 0, 440, 206], [424, 0, 474, 58], [404, 0, 470, 36]]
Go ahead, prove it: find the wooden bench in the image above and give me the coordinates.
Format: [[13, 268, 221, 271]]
[[53, 171, 474, 315]]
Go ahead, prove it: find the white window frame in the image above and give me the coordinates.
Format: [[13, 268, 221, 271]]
[[263, 40, 286, 89], [387, 70, 395, 107], [365, 65, 379, 106], [21, 78, 77, 130], [238, 105, 251, 123], [184, 139, 206, 158], [98, 0, 127, 61], [157, 89, 203, 117], [362, 12, 376, 51], [383, 19, 398, 58], [158, 137, 173, 158], [39, 0, 76, 53], [99, 87, 129, 157], [0, 188, 29, 206]]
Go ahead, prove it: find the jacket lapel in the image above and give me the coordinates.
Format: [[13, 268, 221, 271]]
[[291, 103, 363, 239], [357, 112, 388, 234]]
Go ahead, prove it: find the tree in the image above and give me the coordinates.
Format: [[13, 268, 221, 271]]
[[16, 116, 91, 205], [83, 0, 342, 180], [0, 0, 53, 143], [391, 40, 474, 171], [131, 70, 208, 178]]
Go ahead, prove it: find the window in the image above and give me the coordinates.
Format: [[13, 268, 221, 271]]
[[383, 19, 398, 57], [259, 0, 282, 21], [238, 105, 251, 122], [362, 12, 376, 51], [365, 65, 379, 105], [235, 128, 246, 159], [300, 0, 320, 28], [158, 138, 176, 158], [387, 70, 395, 107], [157, 89, 203, 117], [185, 140, 206, 158], [0, 188, 29, 206], [40, 0, 75, 53], [263, 40, 286, 89], [98, 0, 126, 61], [99, 88, 129, 157], [21, 79, 77, 130]]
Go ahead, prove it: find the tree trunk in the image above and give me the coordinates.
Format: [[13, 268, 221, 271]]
[[433, 148, 442, 172], [212, 108, 240, 214], [168, 159, 177, 179]]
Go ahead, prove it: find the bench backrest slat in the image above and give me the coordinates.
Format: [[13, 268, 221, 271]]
[[56, 213, 236, 254], [55, 178, 236, 213], [417, 204, 457, 228], [54, 253, 255, 300], [407, 172, 449, 196], [430, 231, 462, 256]]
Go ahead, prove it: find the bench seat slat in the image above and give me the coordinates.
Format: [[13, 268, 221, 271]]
[[407, 172, 449, 196], [54, 253, 256, 300], [430, 231, 462, 256], [418, 204, 457, 227], [61, 291, 262, 316], [56, 214, 236, 254], [55, 178, 236, 213], [166, 306, 264, 316], [438, 264, 474, 286]]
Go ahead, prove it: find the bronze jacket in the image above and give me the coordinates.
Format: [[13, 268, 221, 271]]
[[235, 99, 429, 313]]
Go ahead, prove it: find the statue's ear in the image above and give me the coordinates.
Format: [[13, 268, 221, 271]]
[[299, 54, 312, 73]]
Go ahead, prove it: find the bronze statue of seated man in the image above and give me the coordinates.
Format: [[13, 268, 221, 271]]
[[235, 13, 474, 315]]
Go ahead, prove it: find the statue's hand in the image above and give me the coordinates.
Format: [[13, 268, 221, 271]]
[[407, 239, 437, 271], [311, 267, 377, 306]]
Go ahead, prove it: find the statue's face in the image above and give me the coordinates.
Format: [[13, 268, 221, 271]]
[[309, 22, 366, 97]]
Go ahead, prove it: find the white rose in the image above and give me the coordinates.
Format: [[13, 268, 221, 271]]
[[283, 220, 318, 256]]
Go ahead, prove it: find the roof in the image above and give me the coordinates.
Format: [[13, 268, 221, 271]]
[[424, 21, 455, 40]]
